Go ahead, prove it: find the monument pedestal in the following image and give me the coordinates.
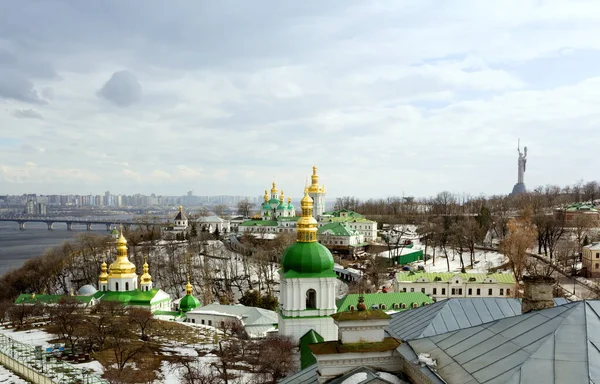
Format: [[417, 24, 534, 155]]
[[511, 182, 526, 195]]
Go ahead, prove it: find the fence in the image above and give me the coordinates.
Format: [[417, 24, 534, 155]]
[[0, 332, 108, 384]]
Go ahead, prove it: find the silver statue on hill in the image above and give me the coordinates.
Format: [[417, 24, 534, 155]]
[[511, 140, 527, 195]]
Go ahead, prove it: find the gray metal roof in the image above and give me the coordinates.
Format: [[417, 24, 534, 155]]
[[328, 366, 409, 384], [405, 301, 600, 384], [388, 298, 568, 341], [187, 303, 277, 337], [279, 365, 409, 384], [279, 364, 318, 384]]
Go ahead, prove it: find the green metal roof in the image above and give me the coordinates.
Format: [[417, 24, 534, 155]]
[[277, 203, 287, 210], [278, 217, 300, 222], [395, 271, 516, 284], [179, 294, 201, 312], [14, 294, 93, 305], [240, 220, 278, 227], [93, 288, 165, 305], [261, 202, 271, 209], [300, 330, 324, 369], [320, 217, 375, 224], [281, 242, 336, 278], [336, 292, 433, 312], [564, 203, 598, 212], [317, 222, 359, 237], [322, 209, 365, 219]]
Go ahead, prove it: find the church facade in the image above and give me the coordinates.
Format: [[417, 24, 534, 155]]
[[96, 230, 172, 312]]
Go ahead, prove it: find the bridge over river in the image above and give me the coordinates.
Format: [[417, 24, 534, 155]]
[[0, 217, 167, 231]]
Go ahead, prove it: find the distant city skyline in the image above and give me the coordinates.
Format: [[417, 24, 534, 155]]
[[2, 1, 600, 197]]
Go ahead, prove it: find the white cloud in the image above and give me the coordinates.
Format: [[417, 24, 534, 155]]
[[1, 1, 600, 197]]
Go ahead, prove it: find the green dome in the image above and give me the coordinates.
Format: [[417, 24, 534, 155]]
[[287, 203, 294, 210], [179, 294, 200, 312], [268, 198, 280, 205], [262, 202, 271, 210], [277, 203, 287, 210], [281, 242, 335, 277]]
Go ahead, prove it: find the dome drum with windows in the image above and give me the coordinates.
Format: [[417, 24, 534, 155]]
[[281, 189, 335, 278]]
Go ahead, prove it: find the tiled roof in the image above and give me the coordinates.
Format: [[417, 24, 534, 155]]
[[405, 301, 599, 384], [396, 271, 515, 284], [388, 297, 569, 341], [336, 292, 433, 312]]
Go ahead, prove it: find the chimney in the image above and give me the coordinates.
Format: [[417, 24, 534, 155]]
[[521, 276, 555, 314]]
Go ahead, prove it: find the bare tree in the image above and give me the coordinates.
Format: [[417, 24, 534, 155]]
[[107, 318, 146, 372], [237, 199, 254, 218], [214, 204, 228, 218], [254, 335, 296, 383], [571, 214, 596, 253], [500, 218, 537, 284], [127, 308, 154, 341], [48, 297, 85, 352]]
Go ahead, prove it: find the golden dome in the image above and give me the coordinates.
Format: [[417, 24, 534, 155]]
[[308, 165, 322, 193], [264, 190, 269, 202], [185, 276, 193, 296], [99, 260, 108, 283], [301, 188, 313, 206], [280, 190, 285, 202], [108, 230, 137, 278], [140, 259, 152, 284], [288, 197, 292, 203], [297, 189, 318, 242], [271, 182, 278, 194]]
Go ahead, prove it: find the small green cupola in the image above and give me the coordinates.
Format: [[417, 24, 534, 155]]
[[180, 280, 200, 312]]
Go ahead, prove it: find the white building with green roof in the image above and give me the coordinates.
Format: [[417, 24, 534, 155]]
[[98, 230, 172, 312], [394, 271, 516, 300], [319, 209, 378, 241], [318, 222, 366, 255]]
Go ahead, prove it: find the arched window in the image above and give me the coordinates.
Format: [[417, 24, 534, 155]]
[[393, 303, 399, 309], [115, 282, 119, 291], [306, 289, 317, 309], [349, 305, 355, 311], [424, 302, 430, 306], [125, 282, 129, 291], [401, 303, 407, 309], [412, 303, 418, 308], [381, 304, 386, 310]]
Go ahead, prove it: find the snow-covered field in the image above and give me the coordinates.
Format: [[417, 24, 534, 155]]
[[377, 230, 508, 274]]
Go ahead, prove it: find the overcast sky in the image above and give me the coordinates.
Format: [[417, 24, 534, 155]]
[[1, 1, 599, 199]]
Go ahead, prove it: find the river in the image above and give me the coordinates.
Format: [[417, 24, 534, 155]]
[[0, 219, 132, 277]]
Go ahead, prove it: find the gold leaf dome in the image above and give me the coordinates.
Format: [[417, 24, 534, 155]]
[[108, 231, 137, 278]]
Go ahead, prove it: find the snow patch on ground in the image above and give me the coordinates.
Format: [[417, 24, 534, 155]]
[[0, 327, 55, 347], [0, 364, 28, 384]]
